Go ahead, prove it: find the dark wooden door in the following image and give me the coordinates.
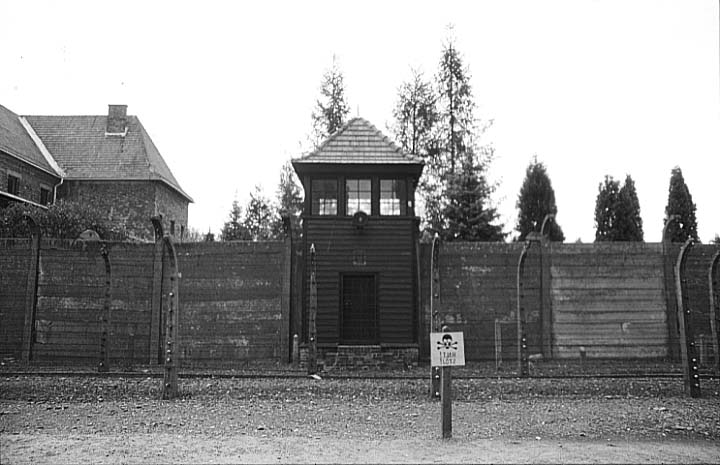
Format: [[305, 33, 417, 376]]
[[341, 274, 377, 343]]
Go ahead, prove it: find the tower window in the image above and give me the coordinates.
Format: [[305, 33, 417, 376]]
[[380, 179, 406, 215], [346, 179, 372, 215], [311, 179, 338, 215]]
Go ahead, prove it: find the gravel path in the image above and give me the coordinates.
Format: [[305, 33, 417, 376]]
[[1, 375, 719, 463]]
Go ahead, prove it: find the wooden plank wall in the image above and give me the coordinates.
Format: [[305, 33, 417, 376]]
[[550, 242, 667, 359], [176, 241, 287, 367], [304, 217, 416, 345], [0, 239, 31, 358], [32, 240, 154, 365], [436, 242, 543, 361]]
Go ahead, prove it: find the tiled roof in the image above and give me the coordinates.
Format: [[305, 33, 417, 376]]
[[25, 115, 192, 202], [294, 117, 423, 165], [0, 104, 59, 176]]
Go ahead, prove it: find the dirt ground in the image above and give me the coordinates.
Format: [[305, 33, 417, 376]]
[[1, 375, 719, 464]]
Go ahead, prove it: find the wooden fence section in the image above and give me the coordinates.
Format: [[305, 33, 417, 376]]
[[0, 239, 32, 358], [437, 242, 543, 361], [550, 242, 668, 359], [176, 241, 290, 367]]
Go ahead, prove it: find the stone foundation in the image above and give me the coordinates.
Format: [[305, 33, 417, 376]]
[[300, 344, 419, 371]]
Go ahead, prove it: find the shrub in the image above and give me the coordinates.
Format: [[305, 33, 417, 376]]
[[0, 200, 128, 240]]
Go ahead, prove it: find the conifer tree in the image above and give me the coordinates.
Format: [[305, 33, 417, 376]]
[[272, 161, 304, 238], [664, 167, 698, 242], [594, 176, 621, 242], [435, 38, 475, 176], [515, 158, 565, 242], [221, 199, 249, 241], [442, 152, 505, 241], [615, 174, 644, 241], [242, 186, 276, 241]]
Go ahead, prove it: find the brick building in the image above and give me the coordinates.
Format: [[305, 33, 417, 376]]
[[0, 104, 192, 240], [0, 104, 62, 208]]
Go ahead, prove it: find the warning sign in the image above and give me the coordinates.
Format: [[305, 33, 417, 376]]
[[430, 331, 465, 367]]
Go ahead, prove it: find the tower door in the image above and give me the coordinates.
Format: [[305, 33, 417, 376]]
[[341, 274, 377, 344]]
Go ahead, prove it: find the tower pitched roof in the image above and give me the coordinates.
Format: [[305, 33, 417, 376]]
[[294, 117, 423, 166]]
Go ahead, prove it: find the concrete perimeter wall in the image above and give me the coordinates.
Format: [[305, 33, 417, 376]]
[[2, 237, 717, 366], [0, 238, 290, 367], [421, 241, 718, 362], [550, 243, 667, 359]]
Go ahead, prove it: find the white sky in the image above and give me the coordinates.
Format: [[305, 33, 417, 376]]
[[1, 0, 718, 242]]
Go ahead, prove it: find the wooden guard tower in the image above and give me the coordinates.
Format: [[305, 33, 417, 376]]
[[292, 117, 424, 366]]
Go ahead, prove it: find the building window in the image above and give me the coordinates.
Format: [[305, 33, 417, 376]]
[[311, 179, 338, 215], [170, 220, 176, 236], [380, 179, 406, 215], [7, 174, 20, 195], [40, 187, 51, 205], [346, 179, 372, 215]]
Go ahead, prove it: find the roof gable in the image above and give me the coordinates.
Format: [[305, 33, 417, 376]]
[[295, 117, 423, 166], [24, 114, 192, 202], [0, 104, 60, 176]]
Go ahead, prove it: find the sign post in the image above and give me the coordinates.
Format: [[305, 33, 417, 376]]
[[430, 331, 465, 439]]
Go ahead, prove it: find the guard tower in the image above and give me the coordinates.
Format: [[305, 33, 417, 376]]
[[292, 117, 424, 366]]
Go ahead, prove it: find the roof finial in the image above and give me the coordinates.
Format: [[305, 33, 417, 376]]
[[356, 105, 360, 117]]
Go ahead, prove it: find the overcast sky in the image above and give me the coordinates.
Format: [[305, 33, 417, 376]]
[[2, 0, 718, 242]]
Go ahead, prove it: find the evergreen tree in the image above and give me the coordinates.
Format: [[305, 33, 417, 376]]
[[515, 158, 565, 242], [435, 38, 475, 176], [615, 174, 644, 241], [242, 186, 276, 241], [442, 152, 505, 242], [311, 57, 350, 147], [221, 199, 249, 241], [272, 161, 304, 238], [594, 176, 621, 242], [664, 167, 698, 242]]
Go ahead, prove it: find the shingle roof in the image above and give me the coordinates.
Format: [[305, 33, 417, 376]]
[[294, 117, 423, 165], [25, 114, 192, 202], [0, 104, 60, 176]]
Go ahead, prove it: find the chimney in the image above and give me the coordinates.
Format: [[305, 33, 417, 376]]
[[106, 104, 128, 134]]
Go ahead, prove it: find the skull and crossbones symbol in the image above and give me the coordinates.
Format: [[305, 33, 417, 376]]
[[437, 334, 458, 351]]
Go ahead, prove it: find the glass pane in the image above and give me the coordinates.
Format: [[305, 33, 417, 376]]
[[311, 179, 337, 215], [346, 178, 372, 215], [380, 179, 405, 215]]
